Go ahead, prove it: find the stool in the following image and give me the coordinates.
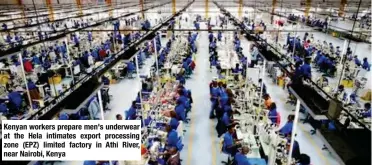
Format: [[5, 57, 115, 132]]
[[221, 153, 234, 165]]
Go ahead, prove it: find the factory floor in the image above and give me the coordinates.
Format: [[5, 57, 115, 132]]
[[53, 10, 370, 165]]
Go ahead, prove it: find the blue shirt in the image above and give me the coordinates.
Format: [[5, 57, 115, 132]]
[[126, 106, 136, 120], [175, 104, 186, 121], [169, 117, 179, 130], [8, 91, 22, 108], [223, 132, 234, 153], [167, 130, 178, 148], [279, 121, 293, 135], [362, 108, 371, 118], [300, 63, 311, 79], [210, 87, 220, 98], [268, 109, 278, 123], [222, 112, 231, 126], [235, 153, 251, 165], [83, 161, 96, 165]]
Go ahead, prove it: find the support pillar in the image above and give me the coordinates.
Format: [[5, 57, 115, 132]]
[[172, 0, 176, 15], [238, 0, 243, 20], [76, 0, 83, 17], [338, 0, 347, 17], [205, 0, 209, 20], [304, 0, 312, 18], [271, 0, 277, 24], [45, 0, 54, 21], [140, 0, 144, 19], [106, 0, 113, 18], [16, 0, 26, 23]]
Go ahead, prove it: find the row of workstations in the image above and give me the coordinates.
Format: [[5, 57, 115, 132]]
[[0, 2, 151, 53], [210, 27, 293, 165], [216, 3, 371, 165], [257, 7, 371, 43], [0, 0, 190, 121]]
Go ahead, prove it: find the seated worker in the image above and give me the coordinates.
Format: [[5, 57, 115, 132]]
[[263, 94, 273, 109], [279, 114, 295, 135], [361, 103, 371, 118], [7, 89, 23, 112], [176, 72, 186, 85], [209, 32, 214, 43], [268, 102, 278, 123], [169, 111, 180, 130], [116, 114, 123, 120], [175, 99, 186, 122], [165, 125, 179, 148], [125, 101, 137, 120], [234, 146, 251, 165], [232, 63, 242, 74], [222, 125, 241, 162], [166, 147, 181, 165]]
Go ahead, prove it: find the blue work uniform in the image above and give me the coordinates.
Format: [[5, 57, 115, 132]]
[[175, 104, 186, 121], [167, 130, 178, 148], [362, 108, 371, 118], [219, 89, 229, 107], [268, 109, 278, 123], [169, 117, 179, 130], [176, 75, 186, 85], [300, 63, 311, 79], [83, 161, 96, 165], [222, 132, 234, 154], [218, 32, 222, 41], [279, 121, 293, 135], [222, 112, 231, 126], [234, 153, 251, 165], [362, 60, 370, 71], [125, 106, 136, 120], [8, 91, 22, 109]]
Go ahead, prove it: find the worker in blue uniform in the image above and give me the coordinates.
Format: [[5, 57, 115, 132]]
[[59, 113, 69, 120], [83, 161, 96, 165], [175, 99, 186, 122], [234, 146, 251, 165], [232, 63, 242, 74], [354, 56, 362, 66], [300, 58, 312, 79], [218, 31, 222, 41], [165, 124, 178, 149], [2, 23, 7, 30], [222, 125, 241, 162], [210, 81, 220, 118], [361, 103, 371, 118], [194, 21, 200, 30], [7, 90, 22, 112], [169, 111, 179, 130], [222, 110, 239, 127], [268, 102, 278, 123], [209, 32, 214, 42], [176, 72, 186, 85], [279, 115, 294, 135], [362, 57, 370, 71], [125, 101, 137, 120]]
